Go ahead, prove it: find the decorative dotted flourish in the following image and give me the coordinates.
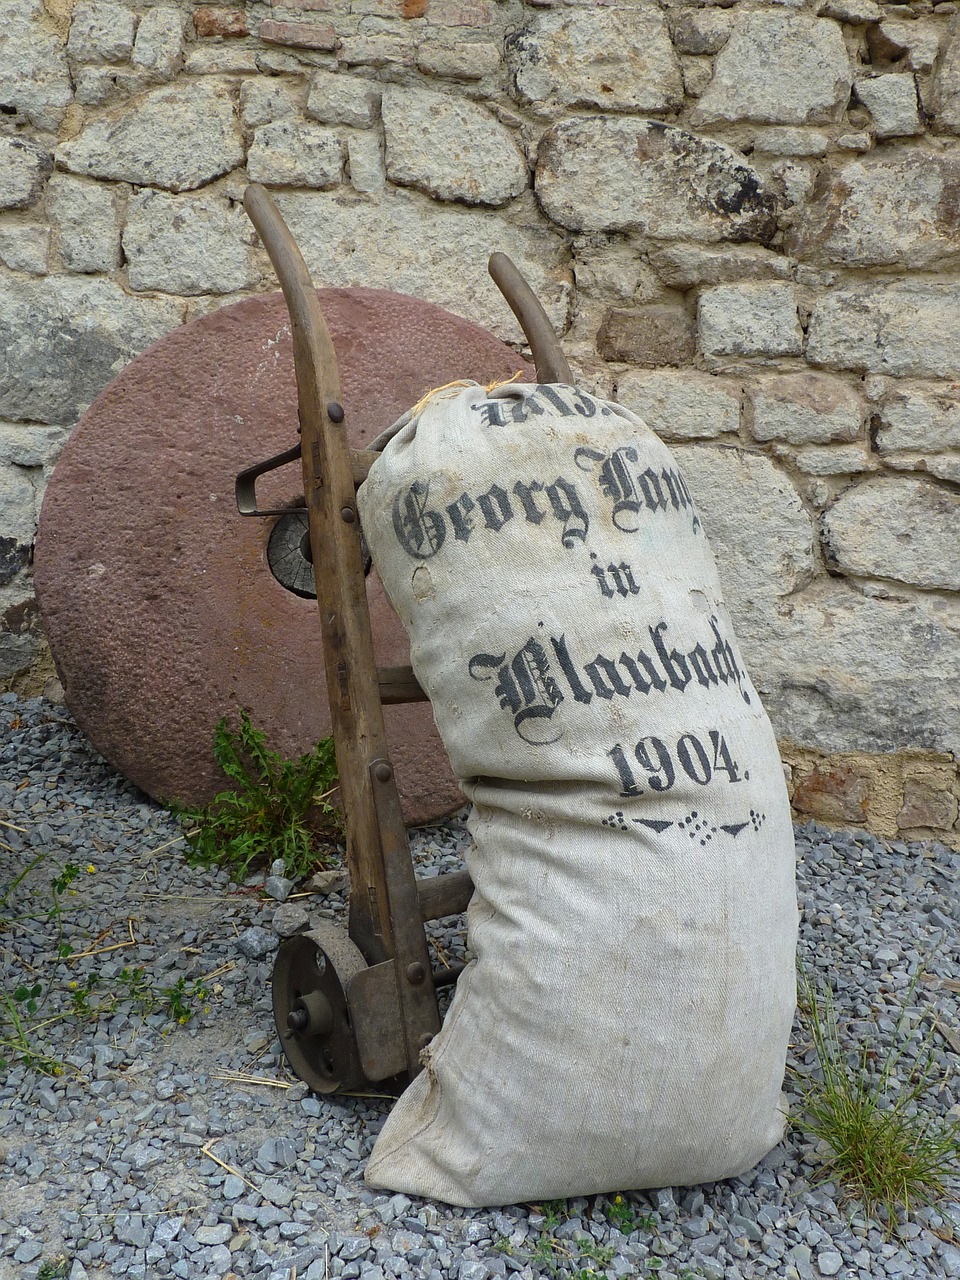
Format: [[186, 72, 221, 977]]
[[601, 811, 628, 830], [750, 808, 766, 832], [678, 810, 719, 848]]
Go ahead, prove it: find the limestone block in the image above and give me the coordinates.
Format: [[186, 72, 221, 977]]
[[338, 35, 414, 67], [0, 0, 73, 131], [681, 57, 713, 99], [306, 70, 381, 128], [0, 138, 51, 211], [0, 423, 69, 468], [649, 244, 791, 288], [574, 243, 657, 302], [123, 190, 257, 296], [0, 463, 36, 547], [47, 175, 120, 274], [382, 86, 527, 207], [510, 7, 682, 113], [787, 152, 960, 268], [670, 8, 736, 56], [246, 121, 343, 188], [698, 284, 802, 358], [884, 452, 960, 485], [822, 476, 960, 590], [807, 283, 960, 377], [67, 2, 136, 64], [836, 131, 872, 152], [73, 66, 153, 106], [794, 444, 874, 475], [184, 47, 258, 75], [0, 274, 181, 425], [616, 370, 741, 440], [347, 131, 385, 194], [56, 79, 245, 193], [692, 13, 852, 126], [417, 41, 501, 79], [855, 74, 921, 139], [754, 582, 960, 758], [131, 8, 184, 79], [876, 387, 960, 454], [0, 596, 41, 683], [933, 15, 960, 134], [274, 189, 568, 342], [597, 305, 694, 366], [749, 374, 861, 445], [535, 118, 777, 242], [899, 773, 959, 831], [752, 128, 829, 157], [673, 444, 816, 636], [770, 159, 815, 208], [870, 20, 942, 74], [259, 20, 337, 51], [820, 0, 882, 21], [0, 225, 49, 275], [240, 78, 301, 127]]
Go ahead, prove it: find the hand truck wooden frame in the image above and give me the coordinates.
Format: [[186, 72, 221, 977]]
[[235, 183, 571, 1095]]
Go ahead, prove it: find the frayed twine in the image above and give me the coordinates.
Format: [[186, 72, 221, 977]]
[[410, 371, 525, 419]]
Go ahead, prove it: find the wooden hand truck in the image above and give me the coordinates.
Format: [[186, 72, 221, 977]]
[[235, 184, 572, 1095]]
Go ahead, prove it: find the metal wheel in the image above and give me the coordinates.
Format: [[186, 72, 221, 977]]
[[272, 922, 367, 1094]]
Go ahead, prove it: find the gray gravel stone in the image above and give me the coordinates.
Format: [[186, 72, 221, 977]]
[[1, 697, 958, 1280], [238, 926, 278, 958], [264, 874, 296, 902]]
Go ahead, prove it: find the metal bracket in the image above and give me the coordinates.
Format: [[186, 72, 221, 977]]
[[235, 443, 302, 516], [346, 961, 406, 1081]]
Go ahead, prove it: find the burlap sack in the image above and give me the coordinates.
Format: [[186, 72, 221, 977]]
[[357, 381, 797, 1208]]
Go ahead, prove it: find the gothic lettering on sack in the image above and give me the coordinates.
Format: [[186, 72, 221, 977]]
[[469, 384, 609, 427], [391, 475, 590, 559], [574, 446, 700, 535], [388, 436, 702, 560], [590, 555, 640, 598], [468, 615, 751, 745]]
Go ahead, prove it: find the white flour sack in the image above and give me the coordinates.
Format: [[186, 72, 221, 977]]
[[357, 381, 798, 1208]]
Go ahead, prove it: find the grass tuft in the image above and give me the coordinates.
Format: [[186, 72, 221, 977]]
[[794, 966, 960, 1226], [173, 709, 342, 883]]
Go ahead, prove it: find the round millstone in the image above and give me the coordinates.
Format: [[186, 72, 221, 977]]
[[34, 287, 533, 820]]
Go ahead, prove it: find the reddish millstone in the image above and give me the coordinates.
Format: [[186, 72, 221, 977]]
[[34, 288, 533, 821]]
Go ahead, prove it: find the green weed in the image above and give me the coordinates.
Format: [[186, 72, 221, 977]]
[[162, 976, 210, 1026], [37, 1259, 70, 1280], [604, 1193, 658, 1235], [496, 1203, 619, 1277], [174, 709, 341, 882], [794, 967, 960, 1226], [0, 844, 216, 1072]]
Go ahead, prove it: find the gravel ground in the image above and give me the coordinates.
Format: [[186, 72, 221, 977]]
[[1, 692, 959, 1280]]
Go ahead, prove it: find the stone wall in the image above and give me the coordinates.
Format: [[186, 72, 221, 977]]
[[2, 0, 959, 845]]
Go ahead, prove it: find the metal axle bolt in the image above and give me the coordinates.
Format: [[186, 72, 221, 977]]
[[287, 1008, 309, 1032]]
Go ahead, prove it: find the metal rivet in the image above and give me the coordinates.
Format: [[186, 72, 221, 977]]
[[340, 506, 355, 523], [374, 762, 393, 783], [327, 401, 345, 423], [406, 962, 425, 985]]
